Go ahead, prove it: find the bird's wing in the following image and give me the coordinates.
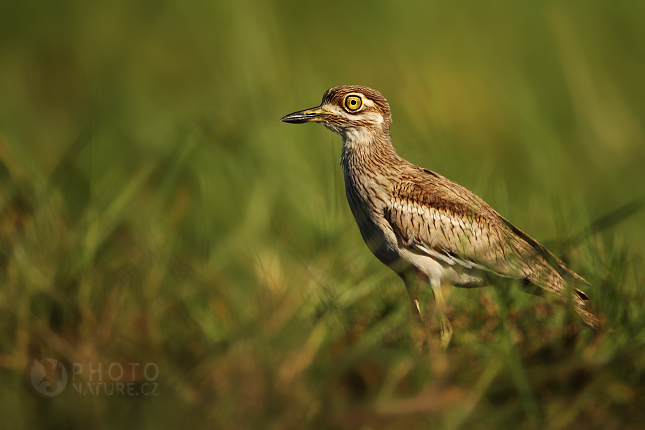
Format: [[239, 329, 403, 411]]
[[384, 167, 583, 290]]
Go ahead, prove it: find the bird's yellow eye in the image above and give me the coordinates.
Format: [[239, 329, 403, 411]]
[[345, 95, 362, 111]]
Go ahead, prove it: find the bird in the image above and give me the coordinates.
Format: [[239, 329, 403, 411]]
[[281, 85, 599, 348]]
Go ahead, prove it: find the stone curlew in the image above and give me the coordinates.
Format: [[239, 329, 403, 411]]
[[281, 85, 598, 347]]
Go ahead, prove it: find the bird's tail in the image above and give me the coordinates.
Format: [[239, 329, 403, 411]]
[[573, 291, 600, 329]]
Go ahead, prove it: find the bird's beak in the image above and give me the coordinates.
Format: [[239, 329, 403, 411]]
[[280, 106, 331, 124]]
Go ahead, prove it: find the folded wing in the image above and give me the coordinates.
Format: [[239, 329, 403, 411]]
[[384, 166, 587, 295]]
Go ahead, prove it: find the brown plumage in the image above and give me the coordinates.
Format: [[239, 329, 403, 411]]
[[281, 85, 598, 347]]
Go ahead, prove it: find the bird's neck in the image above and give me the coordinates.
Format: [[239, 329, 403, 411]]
[[340, 128, 402, 174]]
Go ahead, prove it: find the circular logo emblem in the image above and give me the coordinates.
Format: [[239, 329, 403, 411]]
[[29, 358, 68, 397]]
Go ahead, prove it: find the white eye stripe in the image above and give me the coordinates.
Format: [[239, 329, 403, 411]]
[[325, 104, 347, 116], [353, 111, 384, 124]]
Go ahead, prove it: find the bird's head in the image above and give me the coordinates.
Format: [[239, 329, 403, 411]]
[[281, 85, 392, 139]]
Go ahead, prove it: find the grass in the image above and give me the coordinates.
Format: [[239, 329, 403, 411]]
[[1, 0, 645, 429]]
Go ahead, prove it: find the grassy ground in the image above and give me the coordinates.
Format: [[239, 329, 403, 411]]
[[1, 1, 645, 429]]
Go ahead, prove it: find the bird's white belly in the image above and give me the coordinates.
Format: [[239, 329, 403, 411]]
[[398, 247, 486, 288]]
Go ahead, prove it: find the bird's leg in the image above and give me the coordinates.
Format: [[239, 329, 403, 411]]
[[432, 284, 453, 349], [404, 272, 452, 349], [402, 271, 429, 352], [404, 273, 423, 323]]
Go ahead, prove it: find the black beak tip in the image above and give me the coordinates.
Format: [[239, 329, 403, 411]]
[[280, 112, 307, 124]]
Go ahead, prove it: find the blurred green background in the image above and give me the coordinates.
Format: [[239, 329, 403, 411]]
[[1, 0, 645, 429]]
